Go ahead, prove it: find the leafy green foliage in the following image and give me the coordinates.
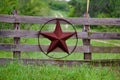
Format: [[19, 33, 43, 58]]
[[0, 0, 18, 14], [89, 0, 120, 17], [49, 1, 69, 11], [0, 0, 50, 16], [18, 0, 50, 16], [68, 0, 86, 17], [68, 0, 120, 18]]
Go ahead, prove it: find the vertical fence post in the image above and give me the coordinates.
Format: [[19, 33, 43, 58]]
[[12, 10, 21, 59], [82, 13, 91, 60]]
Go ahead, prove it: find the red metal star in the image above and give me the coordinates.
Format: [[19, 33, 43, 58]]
[[40, 20, 75, 54]]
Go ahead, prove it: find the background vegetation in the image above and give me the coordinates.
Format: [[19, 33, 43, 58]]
[[68, 0, 120, 32], [68, 0, 120, 18]]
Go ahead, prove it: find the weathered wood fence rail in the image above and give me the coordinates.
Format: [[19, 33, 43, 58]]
[[0, 15, 120, 25], [0, 12, 120, 66]]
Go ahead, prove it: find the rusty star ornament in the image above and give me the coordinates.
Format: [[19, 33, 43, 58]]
[[38, 18, 78, 59], [40, 20, 75, 54]]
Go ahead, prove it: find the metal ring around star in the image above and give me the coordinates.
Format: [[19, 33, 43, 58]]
[[38, 18, 78, 59]]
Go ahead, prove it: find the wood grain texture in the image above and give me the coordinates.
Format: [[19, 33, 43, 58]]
[[0, 44, 120, 53], [1, 30, 120, 39], [13, 10, 21, 59], [90, 46, 120, 53], [0, 44, 89, 53], [0, 15, 120, 25], [0, 58, 120, 66], [82, 13, 91, 60]]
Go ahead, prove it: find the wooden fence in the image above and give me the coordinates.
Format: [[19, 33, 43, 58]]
[[0, 11, 120, 66]]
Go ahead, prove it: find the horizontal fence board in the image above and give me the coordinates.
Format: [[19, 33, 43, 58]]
[[0, 30, 120, 39], [91, 46, 120, 53], [86, 32, 120, 39], [0, 15, 120, 25], [0, 44, 120, 53], [0, 30, 38, 38], [0, 58, 120, 66], [0, 44, 89, 53]]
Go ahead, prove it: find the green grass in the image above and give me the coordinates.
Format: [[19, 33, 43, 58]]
[[0, 63, 120, 80]]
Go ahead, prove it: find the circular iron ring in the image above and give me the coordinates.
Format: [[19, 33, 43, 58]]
[[38, 18, 78, 59]]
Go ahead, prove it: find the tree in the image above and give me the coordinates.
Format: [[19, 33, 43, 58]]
[[0, 0, 50, 16], [68, 0, 86, 17], [68, 0, 120, 17]]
